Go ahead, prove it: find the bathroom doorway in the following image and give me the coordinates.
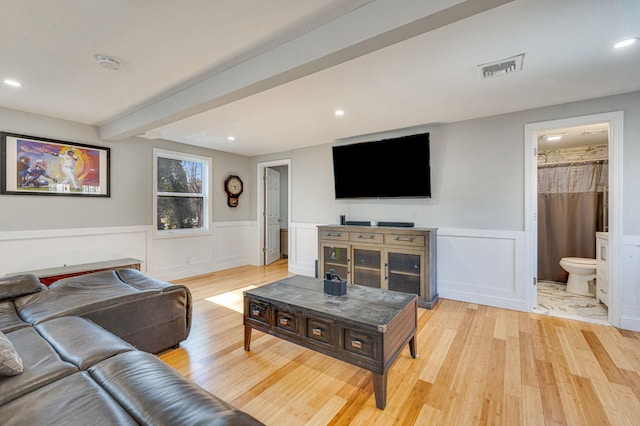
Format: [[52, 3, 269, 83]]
[[525, 111, 624, 327], [535, 123, 609, 323]]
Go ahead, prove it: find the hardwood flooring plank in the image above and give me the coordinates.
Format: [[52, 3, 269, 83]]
[[520, 330, 539, 388], [504, 335, 522, 400], [521, 385, 545, 426], [305, 395, 347, 426], [485, 338, 506, 403], [619, 369, 640, 401], [535, 360, 567, 425], [393, 379, 431, 425], [571, 375, 611, 426], [582, 330, 627, 385], [327, 371, 374, 425]]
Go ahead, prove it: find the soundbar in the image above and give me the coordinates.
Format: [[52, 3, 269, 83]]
[[343, 221, 415, 228], [378, 221, 414, 228]]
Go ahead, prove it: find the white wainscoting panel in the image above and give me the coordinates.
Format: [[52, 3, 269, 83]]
[[0, 226, 149, 276], [288, 222, 319, 277], [213, 221, 253, 270], [149, 221, 255, 281], [148, 232, 214, 280], [437, 228, 528, 311], [621, 235, 640, 331]]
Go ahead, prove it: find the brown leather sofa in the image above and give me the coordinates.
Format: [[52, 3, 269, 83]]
[[0, 272, 263, 425], [9, 269, 192, 354]]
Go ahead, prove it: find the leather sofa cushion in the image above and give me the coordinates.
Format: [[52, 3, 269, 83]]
[[0, 274, 44, 300], [14, 270, 162, 324], [0, 301, 29, 333], [89, 351, 264, 425], [34, 316, 134, 370], [0, 372, 137, 426], [0, 327, 77, 406]]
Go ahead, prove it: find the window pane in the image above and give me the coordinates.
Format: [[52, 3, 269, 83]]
[[157, 196, 203, 230], [157, 157, 202, 194]]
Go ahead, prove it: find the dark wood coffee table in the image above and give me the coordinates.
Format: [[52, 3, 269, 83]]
[[243, 275, 417, 409]]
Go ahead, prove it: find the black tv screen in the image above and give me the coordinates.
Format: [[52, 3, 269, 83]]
[[332, 132, 431, 199]]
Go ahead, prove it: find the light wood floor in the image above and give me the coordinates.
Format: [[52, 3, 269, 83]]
[[159, 260, 640, 425]]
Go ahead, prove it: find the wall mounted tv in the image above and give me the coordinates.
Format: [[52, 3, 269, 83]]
[[332, 132, 431, 199]]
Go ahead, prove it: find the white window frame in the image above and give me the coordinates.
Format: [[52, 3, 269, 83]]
[[153, 148, 211, 236]]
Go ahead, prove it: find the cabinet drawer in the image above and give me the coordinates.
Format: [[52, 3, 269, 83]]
[[248, 301, 270, 324], [275, 309, 298, 334], [385, 233, 425, 247], [344, 328, 379, 361], [305, 318, 335, 345], [319, 230, 349, 241], [350, 232, 383, 244], [598, 285, 609, 306]]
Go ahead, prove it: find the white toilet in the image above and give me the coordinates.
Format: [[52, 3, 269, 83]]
[[559, 257, 597, 296]]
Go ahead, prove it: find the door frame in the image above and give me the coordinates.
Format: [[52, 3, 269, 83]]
[[256, 159, 291, 266], [524, 111, 623, 327]]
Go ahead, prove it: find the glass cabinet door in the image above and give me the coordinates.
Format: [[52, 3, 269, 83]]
[[387, 251, 422, 295], [352, 248, 382, 288], [322, 245, 349, 281]]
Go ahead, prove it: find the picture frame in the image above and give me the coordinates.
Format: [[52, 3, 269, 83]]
[[1, 132, 110, 197]]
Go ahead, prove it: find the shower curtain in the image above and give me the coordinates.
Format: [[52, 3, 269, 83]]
[[537, 162, 608, 283]]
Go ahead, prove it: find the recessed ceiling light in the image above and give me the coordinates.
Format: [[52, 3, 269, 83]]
[[334, 109, 345, 116], [227, 136, 235, 141], [3, 79, 22, 87], [546, 135, 562, 141], [614, 37, 639, 49]]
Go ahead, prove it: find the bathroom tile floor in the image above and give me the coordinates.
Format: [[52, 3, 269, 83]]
[[534, 280, 609, 324]]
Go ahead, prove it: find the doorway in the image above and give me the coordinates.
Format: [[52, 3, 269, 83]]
[[256, 159, 291, 266], [525, 112, 623, 327], [535, 123, 609, 323]]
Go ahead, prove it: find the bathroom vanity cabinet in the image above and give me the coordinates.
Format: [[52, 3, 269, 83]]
[[318, 225, 438, 309], [596, 232, 609, 306]]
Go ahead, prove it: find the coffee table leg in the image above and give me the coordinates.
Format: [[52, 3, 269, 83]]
[[244, 325, 252, 351], [372, 372, 387, 409], [409, 335, 417, 358]]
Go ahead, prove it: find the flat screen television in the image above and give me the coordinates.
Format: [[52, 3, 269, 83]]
[[332, 132, 431, 199]]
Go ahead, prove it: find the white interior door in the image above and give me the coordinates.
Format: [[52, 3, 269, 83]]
[[265, 167, 281, 265]]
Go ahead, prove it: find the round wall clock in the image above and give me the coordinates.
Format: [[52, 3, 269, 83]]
[[224, 175, 243, 207]]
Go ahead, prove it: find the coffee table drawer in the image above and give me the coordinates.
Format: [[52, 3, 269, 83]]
[[344, 328, 380, 361], [306, 318, 335, 345], [248, 301, 270, 324], [275, 309, 298, 334]]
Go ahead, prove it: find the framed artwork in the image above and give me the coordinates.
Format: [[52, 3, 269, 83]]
[[1, 132, 110, 197]]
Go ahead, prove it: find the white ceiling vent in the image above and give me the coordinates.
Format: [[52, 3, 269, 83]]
[[477, 53, 524, 79]]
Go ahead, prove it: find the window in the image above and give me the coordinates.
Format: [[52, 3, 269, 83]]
[[154, 149, 210, 234]]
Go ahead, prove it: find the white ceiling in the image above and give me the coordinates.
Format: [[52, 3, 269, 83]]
[[1, 0, 639, 156]]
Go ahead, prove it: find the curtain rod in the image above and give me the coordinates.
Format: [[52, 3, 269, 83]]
[[538, 158, 608, 168]]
